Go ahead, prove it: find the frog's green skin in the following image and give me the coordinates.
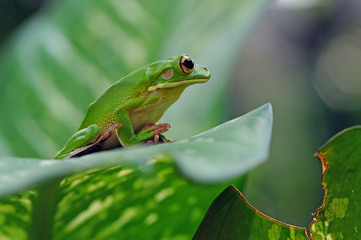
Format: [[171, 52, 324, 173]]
[[55, 55, 210, 159]]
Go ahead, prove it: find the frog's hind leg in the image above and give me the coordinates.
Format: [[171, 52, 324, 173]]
[[55, 124, 100, 159], [71, 123, 122, 158], [55, 124, 123, 159]]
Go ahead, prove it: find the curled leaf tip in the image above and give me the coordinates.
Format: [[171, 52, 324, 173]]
[[314, 148, 331, 176], [312, 148, 332, 225]]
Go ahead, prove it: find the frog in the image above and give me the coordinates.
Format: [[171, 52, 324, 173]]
[[55, 55, 210, 159]]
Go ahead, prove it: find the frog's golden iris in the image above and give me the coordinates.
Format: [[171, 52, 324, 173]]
[[179, 55, 194, 74]]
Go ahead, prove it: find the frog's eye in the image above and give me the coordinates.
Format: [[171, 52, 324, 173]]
[[179, 55, 194, 74], [161, 68, 173, 80]]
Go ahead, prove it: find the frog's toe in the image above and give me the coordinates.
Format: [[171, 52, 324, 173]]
[[142, 123, 171, 134]]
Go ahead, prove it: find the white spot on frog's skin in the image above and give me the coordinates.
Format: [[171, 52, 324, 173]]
[[325, 221, 329, 227], [155, 188, 175, 202], [144, 213, 158, 226], [324, 198, 349, 221]]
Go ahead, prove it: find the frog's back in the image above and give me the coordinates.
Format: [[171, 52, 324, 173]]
[[78, 68, 150, 131]]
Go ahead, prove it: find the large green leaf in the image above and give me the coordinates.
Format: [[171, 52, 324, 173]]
[[0, 104, 272, 196], [0, 0, 272, 158], [193, 185, 307, 240], [310, 126, 361, 239], [193, 126, 361, 239], [0, 104, 272, 239]]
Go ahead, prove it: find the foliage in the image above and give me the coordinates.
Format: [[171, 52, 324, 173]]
[[0, 104, 272, 239], [194, 127, 361, 239], [0, 0, 274, 238], [1, 0, 360, 239], [193, 186, 307, 240], [310, 127, 361, 239]]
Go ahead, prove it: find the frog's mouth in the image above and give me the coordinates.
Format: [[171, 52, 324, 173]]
[[147, 78, 209, 92]]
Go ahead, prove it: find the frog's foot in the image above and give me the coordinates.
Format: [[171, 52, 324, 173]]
[[143, 123, 171, 144], [144, 123, 171, 134], [163, 135, 173, 142], [127, 123, 171, 145], [146, 134, 173, 144]]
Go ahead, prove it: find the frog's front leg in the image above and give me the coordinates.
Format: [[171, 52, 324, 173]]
[[55, 124, 100, 159], [115, 95, 161, 146]]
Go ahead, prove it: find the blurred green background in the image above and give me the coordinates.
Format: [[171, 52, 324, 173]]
[[1, 0, 360, 230]]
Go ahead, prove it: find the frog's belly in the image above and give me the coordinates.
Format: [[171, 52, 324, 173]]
[[102, 133, 121, 149], [129, 104, 170, 133]]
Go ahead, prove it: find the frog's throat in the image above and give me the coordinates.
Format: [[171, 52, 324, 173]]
[[147, 78, 209, 92]]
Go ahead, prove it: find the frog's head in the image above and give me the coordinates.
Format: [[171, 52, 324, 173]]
[[147, 55, 210, 92]]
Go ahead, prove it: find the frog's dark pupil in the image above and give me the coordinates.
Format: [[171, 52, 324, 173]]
[[183, 58, 194, 70]]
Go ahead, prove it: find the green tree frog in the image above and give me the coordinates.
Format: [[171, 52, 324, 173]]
[[55, 55, 210, 159]]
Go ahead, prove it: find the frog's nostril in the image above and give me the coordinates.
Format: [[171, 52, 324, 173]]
[[203, 67, 208, 70]]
